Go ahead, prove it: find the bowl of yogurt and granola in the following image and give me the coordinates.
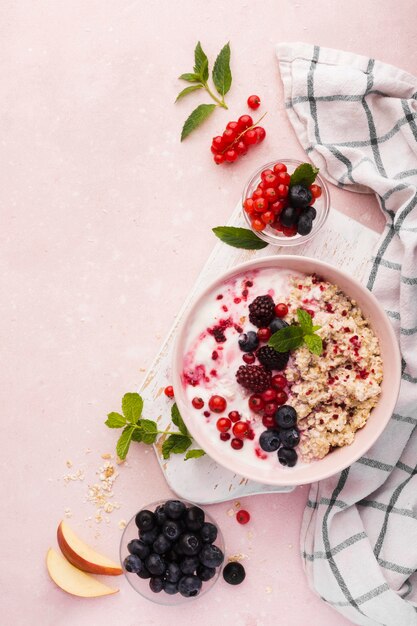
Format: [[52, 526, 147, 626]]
[[172, 256, 401, 486]]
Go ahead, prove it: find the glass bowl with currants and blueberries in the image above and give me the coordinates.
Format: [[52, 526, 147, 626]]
[[120, 499, 230, 604], [242, 159, 330, 246]]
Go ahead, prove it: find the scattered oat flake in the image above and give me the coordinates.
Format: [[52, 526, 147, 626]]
[[247, 530, 254, 540], [265, 586, 273, 594], [66, 460, 73, 468], [64, 508, 72, 518], [227, 553, 247, 563], [63, 468, 85, 483], [118, 519, 127, 530], [234, 501, 241, 509], [101, 453, 112, 460], [85, 448, 92, 454], [227, 508, 235, 517]]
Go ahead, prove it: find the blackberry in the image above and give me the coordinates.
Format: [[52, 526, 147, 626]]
[[257, 346, 289, 371], [236, 364, 271, 393], [248, 295, 275, 327]]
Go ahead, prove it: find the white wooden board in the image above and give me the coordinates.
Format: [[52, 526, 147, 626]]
[[139, 203, 379, 504]]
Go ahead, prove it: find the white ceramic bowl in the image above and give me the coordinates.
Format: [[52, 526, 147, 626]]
[[172, 256, 401, 486]]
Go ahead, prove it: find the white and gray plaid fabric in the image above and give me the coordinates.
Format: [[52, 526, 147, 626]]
[[276, 43, 417, 626]]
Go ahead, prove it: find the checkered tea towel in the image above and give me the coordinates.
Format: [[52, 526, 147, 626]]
[[276, 43, 417, 626]]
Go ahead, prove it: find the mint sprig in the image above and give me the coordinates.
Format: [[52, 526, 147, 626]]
[[290, 163, 319, 188], [269, 308, 323, 356], [177, 42, 232, 140], [105, 393, 205, 461], [212, 226, 268, 250]]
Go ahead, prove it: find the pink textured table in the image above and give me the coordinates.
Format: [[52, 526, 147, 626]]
[[2, 2, 416, 625]]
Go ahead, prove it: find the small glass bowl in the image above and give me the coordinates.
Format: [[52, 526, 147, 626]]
[[242, 158, 330, 246], [119, 499, 225, 605]]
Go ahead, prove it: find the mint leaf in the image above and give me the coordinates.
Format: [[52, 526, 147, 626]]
[[290, 163, 319, 187], [171, 404, 189, 437], [269, 326, 304, 352], [312, 325, 321, 332], [116, 425, 134, 460], [179, 72, 201, 83], [212, 43, 232, 96], [194, 42, 209, 81], [297, 308, 313, 334], [175, 84, 203, 102], [304, 334, 323, 355], [162, 434, 192, 460], [139, 419, 159, 444], [122, 393, 143, 423], [105, 412, 126, 428], [184, 449, 206, 460], [213, 226, 268, 250], [131, 427, 143, 443], [181, 104, 216, 141]]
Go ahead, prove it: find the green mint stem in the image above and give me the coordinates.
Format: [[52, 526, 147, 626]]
[[203, 82, 227, 109], [132, 424, 176, 437]]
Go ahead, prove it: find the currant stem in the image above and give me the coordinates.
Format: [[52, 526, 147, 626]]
[[203, 82, 228, 109], [220, 111, 268, 155]]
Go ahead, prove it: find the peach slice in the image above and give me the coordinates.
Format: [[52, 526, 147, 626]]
[[46, 548, 119, 597], [57, 520, 122, 576]]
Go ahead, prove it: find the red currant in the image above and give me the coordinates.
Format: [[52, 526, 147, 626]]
[[276, 172, 291, 186], [216, 417, 232, 433], [275, 303, 288, 317], [251, 218, 265, 232], [164, 386, 174, 398], [257, 327, 271, 341], [271, 219, 284, 232], [236, 509, 251, 524], [277, 184, 289, 198], [310, 184, 322, 199], [261, 169, 274, 181], [220, 432, 231, 441], [214, 153, 225, 165], [237, 114, 253, 131], [243, 129, 257, 145], [249, 394, 264, 412], [252, 188, 264, 200], [209, 395, 227, 413], [262, 415, 275, 429], [282, 225, 298, 237], [244, 198, 255, 214], [242, 352, 256, 364], [225, 149, 238, 163], [228, 410, 241, 423], [264, 187, 278, 203], [270, 199, 287, 214], [247, 95, 261, 110], [263, 401, 277, 416], [236, 140, 248, 155], [192, 397, 204, 409], [276, 390, 288, 405], [271, 374, 288, 389], [212, 136, 225, 151], [261, 211, 274, 225], [226, 121, 239, 132], [231, 438, 244, 450], [233, 421, 249, 438], [273, 162, 287, 174], [262, 388, 277, 402], [223, 128, 237, 143], [254, 197, 268, 213], [263, 173, 278, 187], [254, 126, 266, 142]]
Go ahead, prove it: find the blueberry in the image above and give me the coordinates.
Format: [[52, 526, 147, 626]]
[[305, 206, 317, 220], [185, 506, 205, 531], [123, 554, 143, 573], [178, 532, 201, 556], [166, 548, 180, 562], [259, 430, 281, 452], [297, 214, 313, 236], [154, 504, 167, 526], [223, 562, 246, 585], [270, 318, 289, 334], [153, 533, 171, 555], [149, 577, 164, 593], [197, 565, 216, 581], [200, 522, 218, 544], [163, 580, 179, 595], [165, 500, 186, 520], [280, 206, 298, 227], [275, 405, 297, 429], [178, 575, 203, 598], [165, 562, 181, 583], [180, 556, 200, 574], [127, 539, 150, 560], [279, 427, 300, 448], [135, 509, 156, 532], [278, 447, 298, 467], [238, 331, 259, 353], [146, 553, 166, 576], [137, 567, 151, 579], [139, 526, 159, 545], [199, 544, 224, 568], [289, 184, 313, 208], [163, 520, 182, 542]]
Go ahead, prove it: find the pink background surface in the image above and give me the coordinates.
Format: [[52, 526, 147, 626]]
[[2, 1, 415, 625]]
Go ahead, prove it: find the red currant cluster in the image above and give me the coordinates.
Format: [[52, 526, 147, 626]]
[[211, 114, 266, 165], [244, 162, 322, 237]]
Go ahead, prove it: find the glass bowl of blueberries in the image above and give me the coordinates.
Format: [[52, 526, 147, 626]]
[[120, 499, 226, 604], [242, 158, 330, 246]]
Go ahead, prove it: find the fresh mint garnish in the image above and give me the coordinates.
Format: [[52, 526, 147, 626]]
[[269, 308, 322, 355], [184, 449, 206, 461], [290, 163, 319, 188], [212, 226, 268, 250], [177, 42, 232, 140], [105, 394, 205, 461]]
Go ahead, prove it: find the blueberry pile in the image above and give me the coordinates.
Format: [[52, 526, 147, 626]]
[[259, 405, 300, 467], [123, 500, 224, 598], [280, 185, 317, 236]]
